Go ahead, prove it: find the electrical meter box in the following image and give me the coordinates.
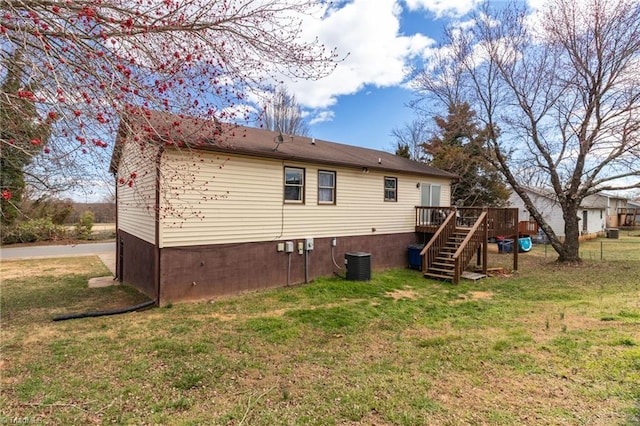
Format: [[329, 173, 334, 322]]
[[304, 237, 314, 251]]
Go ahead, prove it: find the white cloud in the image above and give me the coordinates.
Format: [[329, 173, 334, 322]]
[[285, 0, 435, 110], [308, 110, 335, 126], [404, 0, 482, 18]]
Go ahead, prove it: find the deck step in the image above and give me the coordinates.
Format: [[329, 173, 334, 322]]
[[428, 267, 454, 275], [424, 272, 454, 281], [432, 261, 454, 268]]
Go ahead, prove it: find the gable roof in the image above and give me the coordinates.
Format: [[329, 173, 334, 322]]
[[515, 186, 618, 209], [110, 109, 458, 180]]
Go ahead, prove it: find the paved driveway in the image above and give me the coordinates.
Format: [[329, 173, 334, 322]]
[[0, 242, 116, 275]]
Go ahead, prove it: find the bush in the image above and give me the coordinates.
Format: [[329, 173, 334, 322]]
[[75, 210, 95, 240], [1, 218, 68, 244]]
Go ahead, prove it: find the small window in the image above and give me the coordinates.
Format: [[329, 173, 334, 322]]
[[384, 177, 397, 202], [284, 167, 304, 203], [318, 170, 336, 204]]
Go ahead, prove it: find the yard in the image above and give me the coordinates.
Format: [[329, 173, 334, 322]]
[[1, 235, 639, 425]]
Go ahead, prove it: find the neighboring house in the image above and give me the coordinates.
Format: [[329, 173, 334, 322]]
[[508, 187, 606, 240], [110, 110, 457, 304], [581, 192, 627, 229]]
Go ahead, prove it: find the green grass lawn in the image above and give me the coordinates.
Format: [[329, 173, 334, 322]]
[[1, 235, 639, 425]]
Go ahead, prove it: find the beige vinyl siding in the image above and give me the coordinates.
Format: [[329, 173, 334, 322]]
[[159, 151, 451, 247], [117, 141, 157, 244]]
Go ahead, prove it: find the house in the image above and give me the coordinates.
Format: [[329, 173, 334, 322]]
[[581, 192, 628, 229], [110, 109, 457, 304], [508, 187, 606, 240]]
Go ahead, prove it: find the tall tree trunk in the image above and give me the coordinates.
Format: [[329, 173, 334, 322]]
[[558, 204, 581, 262]]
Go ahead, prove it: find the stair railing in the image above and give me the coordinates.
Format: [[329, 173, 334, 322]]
[[452, 211, 487, 284], [420, 210, 457, 274]]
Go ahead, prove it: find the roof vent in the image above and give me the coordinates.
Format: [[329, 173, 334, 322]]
[[378, 158, 382, 164]]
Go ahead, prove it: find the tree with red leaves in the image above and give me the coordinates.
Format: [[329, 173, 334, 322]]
[[0, 0, 338, 200]]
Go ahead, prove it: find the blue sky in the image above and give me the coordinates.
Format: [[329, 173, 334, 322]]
[[275, 0, 502, 152], [73, 0, 525, 202]]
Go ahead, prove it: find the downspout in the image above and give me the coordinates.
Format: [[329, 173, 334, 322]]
[[154, 146, 165, 306], [113, 170, 119, 282], [304, 249, 309, 284]]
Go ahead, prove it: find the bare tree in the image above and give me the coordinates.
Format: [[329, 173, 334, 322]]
[[390, 119, 429, 162], [413, 0, 640, 262], [261, 86, 310, 136], [1, 0, 338, 206]]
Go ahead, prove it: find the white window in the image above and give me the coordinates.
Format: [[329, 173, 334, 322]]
[[284, 167, 304, 203], [384, 177, 397, 202], [318, 170, 336, 204]]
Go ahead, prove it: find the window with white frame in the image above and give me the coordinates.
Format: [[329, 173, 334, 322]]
[[284, 167, 304, 203], [384, 177, 397, 202], [318, 170, 336, 204]]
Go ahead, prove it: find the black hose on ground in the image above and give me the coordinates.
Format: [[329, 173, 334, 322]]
[[52, 300, 155, 322]]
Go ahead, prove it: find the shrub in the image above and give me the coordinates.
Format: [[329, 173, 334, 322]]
[[75, 210, 95, 240], [1, 218, 68, 244]]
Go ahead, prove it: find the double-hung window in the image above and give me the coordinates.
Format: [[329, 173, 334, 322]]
[[284, 167, 305, 203], [384, 177, 397, 202], [318, 170, 336, 204]]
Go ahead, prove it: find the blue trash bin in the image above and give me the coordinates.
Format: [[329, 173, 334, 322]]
[[408, 244, 425, 270]]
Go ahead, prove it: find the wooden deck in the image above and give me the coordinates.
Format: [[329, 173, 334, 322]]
[[416, 206, 520, 284], [618, 207, 639, 227]]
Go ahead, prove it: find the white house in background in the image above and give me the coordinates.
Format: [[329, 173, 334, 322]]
[[110, 109, 457, 304], [508, 187, 606, 240], [581, 192, 628, 229]]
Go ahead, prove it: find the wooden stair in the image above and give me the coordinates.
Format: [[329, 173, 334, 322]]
[[424, 231, 468, 281]]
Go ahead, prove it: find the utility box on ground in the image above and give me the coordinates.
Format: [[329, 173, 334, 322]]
[[345, 252, 371, 281]]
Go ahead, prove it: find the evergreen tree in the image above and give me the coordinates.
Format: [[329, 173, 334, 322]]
[[425, 102, 509, 207], [0, 51, 50, 225], [394, 143, 411, 159]]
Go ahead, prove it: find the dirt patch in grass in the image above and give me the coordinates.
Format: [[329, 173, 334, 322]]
[[384, 287, 418, 301], [450, 290, 495, 303]]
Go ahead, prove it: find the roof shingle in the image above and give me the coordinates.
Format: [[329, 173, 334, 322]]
[[111, 109, 458, 180]]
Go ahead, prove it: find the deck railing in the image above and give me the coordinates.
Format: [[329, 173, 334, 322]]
[[419, 207, 517, 238], [415, 206, 456, 229], [618, 207, 639, 226], [518, 220, 539, 235], [419, 211, 457, 274], [452, 211, 487, 284]]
